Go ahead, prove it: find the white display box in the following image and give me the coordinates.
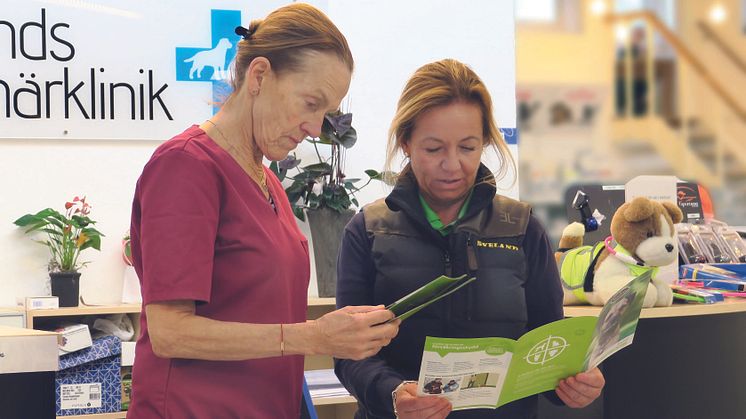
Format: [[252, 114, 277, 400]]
[[25, 296, 60, 310], [55, 324, 93, 356]]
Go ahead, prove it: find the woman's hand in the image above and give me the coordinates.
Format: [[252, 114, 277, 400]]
[[394, 382, 451, 419], [555, 368, 605, 408], [313, 305, 401, 360]]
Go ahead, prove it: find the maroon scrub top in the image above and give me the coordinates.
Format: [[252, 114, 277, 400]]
[[128, 126, 310, 419]]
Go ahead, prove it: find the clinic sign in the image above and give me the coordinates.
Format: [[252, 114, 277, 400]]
[[0, 1, 277, 140]]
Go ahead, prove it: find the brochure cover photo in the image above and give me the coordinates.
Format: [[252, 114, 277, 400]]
[[415, 271, 650, 411]]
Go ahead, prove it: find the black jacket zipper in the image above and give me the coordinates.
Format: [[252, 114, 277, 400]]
[[466, 235, 479, 321]]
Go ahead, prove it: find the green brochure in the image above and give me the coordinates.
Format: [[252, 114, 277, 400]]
[[386, 274, 476, 322], [415, 271, 650, 410]]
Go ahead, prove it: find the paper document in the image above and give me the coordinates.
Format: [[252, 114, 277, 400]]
[[415, 271, 650, 410], [305, 369, 350, 399]]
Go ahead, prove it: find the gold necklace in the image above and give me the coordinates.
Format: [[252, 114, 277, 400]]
[[205, 119, 270, 198]]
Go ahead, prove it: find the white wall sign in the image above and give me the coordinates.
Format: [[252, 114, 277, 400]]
[[0, 0, 292, 140]]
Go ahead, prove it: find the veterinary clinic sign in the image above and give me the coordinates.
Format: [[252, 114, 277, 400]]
[[0, 0, 287, 140]]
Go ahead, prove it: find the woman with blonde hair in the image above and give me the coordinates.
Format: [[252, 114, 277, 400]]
[[128, 4, 399, 418], [335, 59, 604, 419]]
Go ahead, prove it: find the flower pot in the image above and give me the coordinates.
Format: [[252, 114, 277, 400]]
[[50, 271, 81, 307], [306, 207, 355, 298]]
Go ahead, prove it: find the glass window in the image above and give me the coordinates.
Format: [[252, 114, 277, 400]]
[[516, 0, 558, 22], [516, 0, 581, 32]]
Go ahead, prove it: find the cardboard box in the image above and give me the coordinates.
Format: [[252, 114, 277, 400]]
[[24, 296, 60, 310], [56, 335, 121, 416], [55, 324, 93, 355]]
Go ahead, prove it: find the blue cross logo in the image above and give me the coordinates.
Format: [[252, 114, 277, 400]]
[[175, 9, 242, 114]]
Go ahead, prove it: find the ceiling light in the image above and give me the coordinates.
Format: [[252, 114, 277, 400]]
[[709, 4, 727, 24]]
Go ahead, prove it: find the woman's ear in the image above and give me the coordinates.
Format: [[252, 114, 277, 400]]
[[401, 141, 411, 158], [245, 57, 271, 95]]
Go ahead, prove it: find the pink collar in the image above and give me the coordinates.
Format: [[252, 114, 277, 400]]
[[604, 236, 645, 266]]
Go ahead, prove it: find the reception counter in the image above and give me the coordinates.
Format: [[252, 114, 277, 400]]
[[539, 300, 746, 419]]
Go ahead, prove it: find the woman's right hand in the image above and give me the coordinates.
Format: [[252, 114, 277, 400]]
[[313, 305, 400, 360], [394, 382, 452, 419]]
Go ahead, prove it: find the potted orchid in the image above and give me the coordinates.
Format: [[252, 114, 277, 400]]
[[270, 111, 390, 221], [270, 111, 392, 297], [14, 196, 104, 307]]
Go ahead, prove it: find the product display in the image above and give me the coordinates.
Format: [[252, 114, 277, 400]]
[[711, 223, 746, 263], [676, 224, 709, 265], [677, 222, 746, 265], [691, 224, 733, 263]]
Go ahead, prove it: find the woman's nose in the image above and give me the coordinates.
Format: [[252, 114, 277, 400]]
[[302, 120, 322, 139], [441, 152, 459, 171]]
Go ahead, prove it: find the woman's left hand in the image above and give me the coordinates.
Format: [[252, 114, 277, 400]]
[[555, 368, 605, 408]]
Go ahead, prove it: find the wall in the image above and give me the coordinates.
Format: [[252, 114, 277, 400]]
[[516, 0, 614, 85], [0, 0, 516, 305]]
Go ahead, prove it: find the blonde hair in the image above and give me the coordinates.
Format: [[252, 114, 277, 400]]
[[385, 59, 515, 184], [231, 3, 353, 91]]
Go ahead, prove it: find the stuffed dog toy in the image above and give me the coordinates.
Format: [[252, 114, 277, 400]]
[[556, 196, 683, 308]]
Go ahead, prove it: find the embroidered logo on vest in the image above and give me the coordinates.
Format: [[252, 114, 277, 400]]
[[476, 240, 520, 251], [499, 212, 518, 224]]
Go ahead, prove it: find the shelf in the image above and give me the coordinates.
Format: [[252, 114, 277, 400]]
[[308, 297, 336, 307], [564, 298, 746, 319], [28, 303, 142, 318], [57, 412, 126, 419], [312, 395, 356, 406]]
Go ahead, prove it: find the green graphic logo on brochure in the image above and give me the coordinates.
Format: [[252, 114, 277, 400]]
[[525, 335, 569, 365]]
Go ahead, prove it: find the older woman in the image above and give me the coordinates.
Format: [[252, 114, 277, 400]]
[[128, 4, 399, 418], [335, 59, 604, 419]]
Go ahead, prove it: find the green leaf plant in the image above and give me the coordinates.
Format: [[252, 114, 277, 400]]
[[14, 196, 104, 272]]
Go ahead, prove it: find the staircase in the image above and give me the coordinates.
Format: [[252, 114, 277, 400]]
[[608, 11, 746, 224]]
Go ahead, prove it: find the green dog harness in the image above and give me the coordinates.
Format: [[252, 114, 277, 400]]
[[560, 238, 658, 303]]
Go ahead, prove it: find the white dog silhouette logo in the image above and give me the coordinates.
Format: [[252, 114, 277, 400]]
[[184, 38, 233, 80]]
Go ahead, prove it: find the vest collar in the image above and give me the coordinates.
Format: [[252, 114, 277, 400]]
[[384, 163, 497, 227]]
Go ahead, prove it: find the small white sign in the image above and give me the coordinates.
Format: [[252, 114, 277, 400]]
[[60, 383, 102, 410]]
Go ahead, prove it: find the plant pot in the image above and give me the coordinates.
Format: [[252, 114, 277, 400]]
[[50, 271, 81, 307], [306, 207, 355, 298]]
